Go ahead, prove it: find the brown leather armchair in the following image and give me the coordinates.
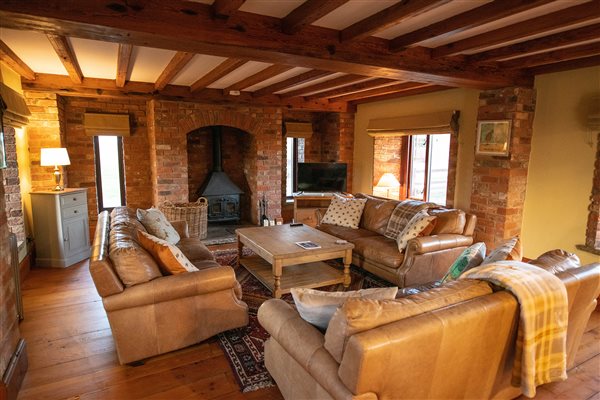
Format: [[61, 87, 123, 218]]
[[89, 210, 248, 364]]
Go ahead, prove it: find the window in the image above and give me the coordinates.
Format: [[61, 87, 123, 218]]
[[94, 135, 126, 211], [406, 133, 450, 205], [285, 137, 305, 197]]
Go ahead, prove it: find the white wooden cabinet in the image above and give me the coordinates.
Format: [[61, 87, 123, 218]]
[[30, 188, 90, 268]]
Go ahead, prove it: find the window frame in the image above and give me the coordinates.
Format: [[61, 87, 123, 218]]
[[286, 137, 299, 198], [93, 135, 126, 212]]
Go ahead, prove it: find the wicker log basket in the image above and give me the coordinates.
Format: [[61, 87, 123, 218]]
[[160, 198, 208, 239]]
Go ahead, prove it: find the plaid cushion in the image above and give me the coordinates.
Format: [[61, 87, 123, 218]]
[[384, 200, 437, 240]]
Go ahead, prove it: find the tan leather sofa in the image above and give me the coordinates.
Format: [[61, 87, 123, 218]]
[[317, 194, 476, 287], [89, 208, 248, 364], [258, 260, 600, 400]]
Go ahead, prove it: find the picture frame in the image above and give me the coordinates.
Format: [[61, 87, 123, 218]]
[[476, 120, 512, 156]]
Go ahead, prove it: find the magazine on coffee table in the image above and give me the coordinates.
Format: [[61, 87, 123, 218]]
[[296, 241, 321, 250]]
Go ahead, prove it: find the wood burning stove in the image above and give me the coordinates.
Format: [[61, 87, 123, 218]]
[[197, 126, 243, 223]]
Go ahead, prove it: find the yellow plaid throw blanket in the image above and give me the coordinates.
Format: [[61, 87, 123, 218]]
[[461, 261, 568, 397]]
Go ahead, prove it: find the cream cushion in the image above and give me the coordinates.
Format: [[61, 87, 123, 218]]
[[320, 194, 367, 229], [136, 207, 180, 245], [482, 236, 523, 265], [290, 287, 398, 330], [324, 280, 493, 362], [137, 230, 198, 275], [396, 210, 437, 252]]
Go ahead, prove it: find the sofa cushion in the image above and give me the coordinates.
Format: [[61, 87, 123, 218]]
[[291, 287, 398, 330], [352, 236, 404, 269], [384, 199, 436, 240], [324, 280, 493, 362], [528, 249, 581, 275], [137, 230, 198, 274], [396, 210, 437, 252], [109, 241, 162, 287], [321, 194, 367, 229], [136, 207, 181, 245], [356, 194, 399, 235], [429, 209, 466, 235], [176, 238, 220, 268], [441, 242, 486, 283], [482, 236, 522, 265], [317, 223, 378, 242]]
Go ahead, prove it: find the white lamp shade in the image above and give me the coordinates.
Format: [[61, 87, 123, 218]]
[[40, 148, 71, 166], [375, 173, 400, 189]]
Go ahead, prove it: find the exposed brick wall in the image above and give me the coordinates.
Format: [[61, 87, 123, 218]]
[[24, 91, 62, 191], [584, 132, 600, 249], [373, 136, 403, 199], [470, 87, 536, 249], [147, 101, 283, 224], [0, 174, 20, 378], [63, 97, 153, 230], [2, 126, 25, 242]]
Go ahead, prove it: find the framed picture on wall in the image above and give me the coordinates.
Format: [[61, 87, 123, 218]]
[[476, 120, 511, 156]]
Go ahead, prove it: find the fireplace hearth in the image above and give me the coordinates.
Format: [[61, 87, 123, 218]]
[[197, 126, 243, 223]]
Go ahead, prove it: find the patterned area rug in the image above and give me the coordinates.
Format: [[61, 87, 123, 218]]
[[212, 248, 392, 392]]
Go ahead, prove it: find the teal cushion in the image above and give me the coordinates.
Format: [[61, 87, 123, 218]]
[[442, 242, 486, 283]]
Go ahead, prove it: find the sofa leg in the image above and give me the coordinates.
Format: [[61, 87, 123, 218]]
[[128, 360, 145, 367]]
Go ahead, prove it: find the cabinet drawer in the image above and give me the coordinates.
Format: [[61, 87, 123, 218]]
[[62, 204, 87, 220], [60, 192, 87, 208]]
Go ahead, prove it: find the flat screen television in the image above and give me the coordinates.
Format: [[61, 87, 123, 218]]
[[297, 162, 347, 193]]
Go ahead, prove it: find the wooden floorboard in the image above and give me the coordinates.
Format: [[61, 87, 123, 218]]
[[17, 259, 599, 400]]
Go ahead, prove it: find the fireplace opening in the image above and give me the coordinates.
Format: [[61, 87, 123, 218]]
[[187, 125, 252, 225]]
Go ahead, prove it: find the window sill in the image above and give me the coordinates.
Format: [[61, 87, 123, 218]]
[[575, 244, 600, 256]]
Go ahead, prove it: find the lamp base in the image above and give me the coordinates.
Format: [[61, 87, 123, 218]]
[[52, 166, 65, 191]]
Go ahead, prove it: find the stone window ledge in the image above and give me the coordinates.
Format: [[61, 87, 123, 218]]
[[576, 244, 600, 256]]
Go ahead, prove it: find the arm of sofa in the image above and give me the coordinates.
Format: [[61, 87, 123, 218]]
[[103, 265, 239, 311], [407, 234, 473, 255], [171, 220, 190, 238], [258, 299, 364, 399]]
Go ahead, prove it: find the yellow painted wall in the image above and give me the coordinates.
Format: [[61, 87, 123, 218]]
[[522, 66, 600, 264], [353, 88, 480, 210], [0, 64, 23, 94]]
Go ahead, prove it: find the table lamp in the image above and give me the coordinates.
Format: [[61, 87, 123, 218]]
[[40, 148, 70, 191], [375, 173, 400, 199]]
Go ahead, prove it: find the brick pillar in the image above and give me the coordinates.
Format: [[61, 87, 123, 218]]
[[470, 87, 536, 249], [2, 126, 25, 243], [23, 92, 63, 191], [584, 132, 600, 249]]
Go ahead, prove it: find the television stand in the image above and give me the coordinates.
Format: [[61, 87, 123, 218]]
[[292, 194, 334, 227]]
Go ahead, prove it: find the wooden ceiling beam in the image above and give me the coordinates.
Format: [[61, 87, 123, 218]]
[[432, 1, 600, 58], [282, 0, 349, 35], [330, 82, 430, 103], [252, 69, 334, 97], [340, 0, 450, 43], [468, 23, 600, 63], [303, 78, 399, 101], [528, 54, 600, 76], [115, 43, 132, 88], [280, 74, 368, 98], [212, 0, 246, 17], [0, 0, 530, 89], [46, 34, 83, 83], [389, 0, 554, 51], [224, 64, 293, 92], [0, 39, 35, 80], [190, 58, 248, 93], [155, 51, 194, 90], [500, 42, 600, 69], [350, 85, 449, 105], [22, 73, 350, 112]]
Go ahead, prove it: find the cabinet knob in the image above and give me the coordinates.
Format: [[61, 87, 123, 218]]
[[73, 198, 77, 201], [74, 210, 78, 214]]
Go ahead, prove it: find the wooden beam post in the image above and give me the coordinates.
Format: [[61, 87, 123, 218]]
[[46, 34, 83, 83], [282, 0, 349, 35], [155, 51, 195, 90], [0, 39, 35, 80], [190, 58, 247, 93], [116, 43, 133, 88], [224, 64, 293, 93]]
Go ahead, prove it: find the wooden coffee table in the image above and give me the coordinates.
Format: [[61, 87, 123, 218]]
[[236, 224, 353, 298]]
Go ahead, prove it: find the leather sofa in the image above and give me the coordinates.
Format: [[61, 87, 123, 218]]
[[258, 258, 600, 400], [89, 207, 248, 364], [317, 194, 476, 287]]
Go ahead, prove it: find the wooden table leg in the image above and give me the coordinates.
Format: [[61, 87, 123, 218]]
[[273, 259, 283, 299], [237, 234, 243, 267], [343, 249, 352, 287]]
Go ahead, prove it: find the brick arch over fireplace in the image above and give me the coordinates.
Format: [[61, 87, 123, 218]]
[[147, 100, 283, 223]]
